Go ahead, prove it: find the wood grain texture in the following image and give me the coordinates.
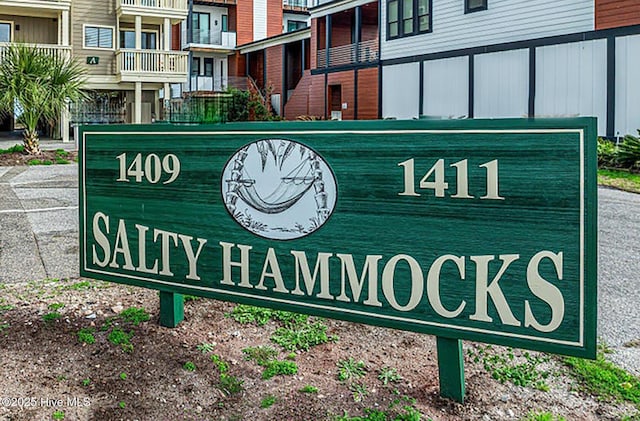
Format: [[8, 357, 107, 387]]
[[79, 118, 597, 358], [596, 0, 640, 29], [357, 67, 379, 119]]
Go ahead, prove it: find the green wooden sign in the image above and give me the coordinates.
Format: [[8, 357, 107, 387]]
[[86, 56, 100, 65], [79, 119, 597, 400]]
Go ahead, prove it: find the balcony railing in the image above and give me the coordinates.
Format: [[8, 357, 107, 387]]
[[182, 28, 237, 48], [316, 39, 378, 68], [116, 49, 188, 77], [283, 0, 308, 10], [182, 75, 248, 94], [0, 43, 71, 62], [118, 0, 188, 16], [186, 76, 228, 92]]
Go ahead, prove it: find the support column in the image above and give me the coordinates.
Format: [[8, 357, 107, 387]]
[[61, 10, 70, 46], [354, 6, 361, 63], [135, 15, 142, 49], [325, 15, 331, 68], [164, 18, 171, 51], [135, 81, 142, 124], [60, 104, 70, 143]]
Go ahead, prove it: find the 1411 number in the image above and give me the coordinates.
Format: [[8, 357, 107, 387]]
[[398, 158, 504, 200]]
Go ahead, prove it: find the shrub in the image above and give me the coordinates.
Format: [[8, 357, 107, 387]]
[[618, 131, 640, 169], [597, 137, 617, 168]]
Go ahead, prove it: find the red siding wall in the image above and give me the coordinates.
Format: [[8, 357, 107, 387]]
[[237, 0, 254, 45], [308, 74, 325, 118], [267, 0, 284, 37], [596, 0, 640, 29], [311, 18, 319, 69], [266, 45, 283, 113], [284, 71, 312, 119], [327, 72, 355, 120], [357, 68, 378, 120]]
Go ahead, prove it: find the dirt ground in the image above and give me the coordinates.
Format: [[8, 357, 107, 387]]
[[0, 149, 78, 167], [0, 277, 638, 421]]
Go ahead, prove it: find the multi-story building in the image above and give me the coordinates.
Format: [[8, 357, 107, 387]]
[[224, 0, 378, 120], [379, 0, 640, 137], [0, 0, 189, 139], [0, 0, 72, 134], [177, 0, 311, 100]]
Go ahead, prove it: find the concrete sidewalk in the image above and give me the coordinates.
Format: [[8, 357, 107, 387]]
[[0, 131, 76, 152], [0, 164, 78, 283]]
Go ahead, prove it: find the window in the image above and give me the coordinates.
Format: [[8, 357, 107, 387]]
[[84, 25, 114, 49], [120, 30, 157, 49], [287, 20, 307, 32], [204, 58, 213, 76], [191, 57, 200, 76], [221, 15, 228, 32], [0, 21, 12, 42], [192, 12, 210, 44], [465, 0, 487, 13], [387, 0, 430, 39]]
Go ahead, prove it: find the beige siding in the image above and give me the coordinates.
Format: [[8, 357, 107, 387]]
[[0, 15, 57, 44], [72, 0, 118, 76]]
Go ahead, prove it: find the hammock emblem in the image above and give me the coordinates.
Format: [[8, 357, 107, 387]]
[[222, 139, 337, 241]]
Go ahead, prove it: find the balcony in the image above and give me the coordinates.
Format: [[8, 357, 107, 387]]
[[116, 49, 188, 83], [117, 0, 188, 23], [182, 28, 237, 50], [0, 43, 71, 62], [283, 0, 308, 11], [185, 76, 229, 92], [316, 39, 378, 68], [0, 0, 70, 17]]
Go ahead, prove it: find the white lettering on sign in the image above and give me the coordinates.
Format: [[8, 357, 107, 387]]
[[116, 153, 181, 184], [398, 158, 505, 200], [91, 212, 207, 281], [218, 242, 566, 333]]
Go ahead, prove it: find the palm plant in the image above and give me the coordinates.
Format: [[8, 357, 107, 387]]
[[0, 44, 86, 155]]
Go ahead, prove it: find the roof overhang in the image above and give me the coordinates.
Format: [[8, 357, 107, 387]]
[[238, 28, 310, 54], [309, 0, 375, 18]]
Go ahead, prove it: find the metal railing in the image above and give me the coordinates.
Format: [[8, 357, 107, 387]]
[[0, 43, 71, 62], [163, 96, 230, 123], [316, 39, 378, 68], [119, 0, 188, 12], [182, 28, 236, 48], [185, 75, 229, 92], [116, 49, 188, 74], [283, 0, 308, 9]]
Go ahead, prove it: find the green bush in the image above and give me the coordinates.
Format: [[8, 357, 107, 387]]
[[618, 131, 640, 169], [597, 137, 618, 168], [226, 88, 249, 122]]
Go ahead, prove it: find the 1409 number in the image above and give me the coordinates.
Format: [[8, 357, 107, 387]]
[[116, 153, 181, 184]]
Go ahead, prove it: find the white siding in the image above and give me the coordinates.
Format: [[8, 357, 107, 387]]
[[423, 56, 468, 118], [616, 34, 640, 137], [536, 40, 607, 136], [381, 0, 593, 60], [474, 49, 528, 118], [382, 63, 420, 120], [254, 0, 267, 41], [283, 13, 310, 32], [193, 4, 228, 33]]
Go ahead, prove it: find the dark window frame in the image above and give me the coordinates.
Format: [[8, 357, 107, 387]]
[[465, 0, 487, 14], [386, 0, 431, 40]]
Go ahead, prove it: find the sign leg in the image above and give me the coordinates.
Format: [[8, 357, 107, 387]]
[[159, 291, 184, 328], [436, 336, 465, 403]]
